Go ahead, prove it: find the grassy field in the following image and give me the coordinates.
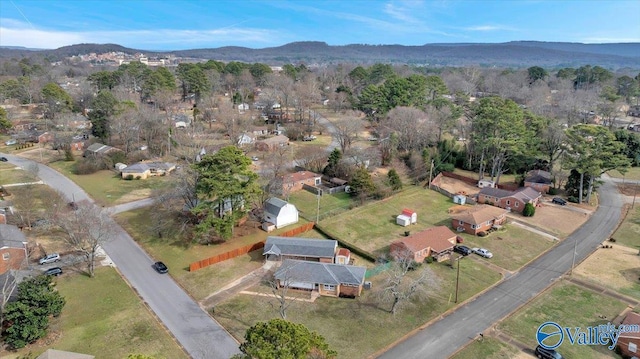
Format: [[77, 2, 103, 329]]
[[451, 337, 519, 359], [49, 160, 169, 206], [213, 259, 502, 359], [115, 208, 310, 300], [456, 225, 556, 272], [5, 267, 187, 359], [611, 205, 640, 250], [608, 167, 640, 181], [0, 166, 39, 184], [288, 191, 352, 221], [319, 186, 453, 253], [498, 281, 628, 359]]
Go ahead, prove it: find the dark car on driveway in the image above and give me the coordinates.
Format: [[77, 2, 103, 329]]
[[44, 267, 63, 276], [0, 157, 8, 162], [534, 345, 564, 359], [552, 197, 567, 205], [454, 245, 472, 256], [153, 261, 168, 274]]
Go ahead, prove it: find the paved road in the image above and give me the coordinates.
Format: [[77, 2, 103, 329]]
[[1, 153, 240, 359], [378, 177, 624, 359]]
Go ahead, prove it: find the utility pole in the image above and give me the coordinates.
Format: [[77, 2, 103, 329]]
[[633, 182, 638, 209], [316, 190, 320, 223], [570, 236, 578, 275], [455, 256, 462, 303], [428, 159, 435, 189]]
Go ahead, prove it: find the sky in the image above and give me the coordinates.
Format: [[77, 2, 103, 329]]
[[1, 0, 639, 50]]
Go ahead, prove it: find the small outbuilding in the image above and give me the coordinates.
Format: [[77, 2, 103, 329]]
[[453, 194, 467, 205], [478, 179, 496, 188], [396, 209, 417, 227], [263, 197, 299, 230]]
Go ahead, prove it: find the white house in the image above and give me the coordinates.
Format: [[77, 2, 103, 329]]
[[237, 133, 256, 146], [478, 179, 496, 188], [263, 197, 299, 230]]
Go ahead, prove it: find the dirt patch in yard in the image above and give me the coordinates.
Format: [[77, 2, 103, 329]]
[[434, 176, 480, 196], [116, 188, 153, 204], [509, 203, 591, 238], [574, 243, 640, 300]]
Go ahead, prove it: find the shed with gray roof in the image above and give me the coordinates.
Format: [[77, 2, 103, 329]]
[[263, 236, 337, 262]]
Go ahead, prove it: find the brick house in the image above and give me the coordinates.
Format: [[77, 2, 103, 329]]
[[281, 171, 322, 194], [616, 312, 640, 358], [390, 226, 457, 263], [524, 170, 552, 194], [450, 205, 508, 235], [0, 224, 28, 275], [255, 135, 290, 151], [274, 259, 366, 297], [477, 186, 542, 213]]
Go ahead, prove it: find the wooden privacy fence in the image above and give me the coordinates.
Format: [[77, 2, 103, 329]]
[[188, 222, 316, 271]]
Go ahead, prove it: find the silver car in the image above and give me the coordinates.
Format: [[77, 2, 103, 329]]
[[39, 253, 60, 265]]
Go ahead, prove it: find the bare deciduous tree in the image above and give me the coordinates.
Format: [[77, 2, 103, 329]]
[[1, 270, 19, 326], [295, 146, 328, 173], [381, 250, 441, 315], [333, 114, 364, 153], [53, 201, 116, 277]]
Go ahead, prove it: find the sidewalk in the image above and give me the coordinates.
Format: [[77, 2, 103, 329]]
[[200, 261, 275, 308]]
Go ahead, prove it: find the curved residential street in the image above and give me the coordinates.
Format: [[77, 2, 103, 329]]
[[378, 177, 624, 359], [1, 153, 240, 359]]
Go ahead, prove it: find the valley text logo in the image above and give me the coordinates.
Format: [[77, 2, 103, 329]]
[[537, 321, 640, 350]]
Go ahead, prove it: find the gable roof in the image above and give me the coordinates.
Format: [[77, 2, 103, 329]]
[[620, 312, 640, 339], [260, 135, 289, 145], [0, 224, 27, 249], [263, 236, 337, 258], [525, 169, 552, 184], [36, 349, 95, 359], [275, 259, 366, 286], [282, 171, 321, 184], [451, 205, 507, 225], [478, 187, 513, 198], [85, 142, 120, 154], [511, 187, 542, 202], [393, 226, 456, 253], [121, 163, 151, 173]]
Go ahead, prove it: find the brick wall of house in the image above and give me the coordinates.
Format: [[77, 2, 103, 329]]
[[0, 247, 27, 274], [617, 337, 639, 358], [339, 285, 362, 297]]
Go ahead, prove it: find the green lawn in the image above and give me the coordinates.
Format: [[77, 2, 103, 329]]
[[498, 281, 628, 359], [213, 259, 502, 359], [450, 337, 519, 359], [48, 160, 169, 206], [115, 208, 310, 300], [0, 167, 38, 184], [612, 205, 640, 250], [319, 186, 453, 254], [5, 267, 187, 359], [608, 167, 640, 181], [288, 191, 352, 221], [456, 225, 556, 271]]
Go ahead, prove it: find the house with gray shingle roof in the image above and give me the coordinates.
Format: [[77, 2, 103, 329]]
[[262, 197, 298, 230], [477, 186, 541, 213], [263, 236, 337, 263], [0, 224, 28, 275], [524, 169, 552, 193], [120, 162, 176, 179], [275, 259, 367, 297], [84, 142, 122, 157]]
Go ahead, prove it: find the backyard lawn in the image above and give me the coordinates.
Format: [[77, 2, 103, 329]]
[[452, 168, 519, 185], [49, 160, 169, 206], [288, 190, 352, 221], [115, 208, 311, 300], [457, 225, 556, 272], [5, 267, 187, 359], [608, 167, 640, 181], [611, 205, 640, 250], [319, 186, 453, 254], [212, 259, 502, 359], [0, 165, 38, 184], [498, 281, 629, 359]]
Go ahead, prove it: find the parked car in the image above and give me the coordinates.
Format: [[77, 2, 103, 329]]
[[44, 267, 63, 276], [0, 157, 7, 162], [552, 197, 567, 205], [454, 245, 472, 256], [534, 345, 564, 359], [251, 156, 259, 161], [153, 261, 168, 274], [5, 139, 17, 146], [302, 135, 316, 141], [472, 248, 493, 258], [39, 253, 61, 265]]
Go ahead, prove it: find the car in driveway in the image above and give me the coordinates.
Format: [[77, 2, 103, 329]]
[[534, 345, 564, 359], [472, 248, 493, 258], [44, 267, 63, 276], [453, 245, 472, 256], [0, 156, 7, 162], [153, 261, 168, 274], [552, 197, 567, 205], [39, 253, 61, 265]]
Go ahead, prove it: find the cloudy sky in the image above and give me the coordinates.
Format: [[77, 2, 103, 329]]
[[1, 0, 639, 50]]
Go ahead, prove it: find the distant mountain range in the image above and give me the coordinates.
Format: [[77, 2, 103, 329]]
[[1, 41, 639, 69]]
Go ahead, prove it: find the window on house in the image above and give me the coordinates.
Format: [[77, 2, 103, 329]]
[[515, 202, 519, 207], [323, 284, 335, 291], [630, 342, 637, 353], [2, 253, 9, 260], [459, 220, 464, 225], [315, 178, 321, 185], [506, 200, 510, 205], [471, 224, 476, 229]]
